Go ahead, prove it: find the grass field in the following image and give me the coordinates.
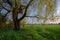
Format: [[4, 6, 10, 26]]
[[0, 25, 60, 40]]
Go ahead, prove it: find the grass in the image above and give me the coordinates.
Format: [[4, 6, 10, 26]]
[[0, 24, 60, 40]]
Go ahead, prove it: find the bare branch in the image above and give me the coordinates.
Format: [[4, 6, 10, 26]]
[[4, 11, 10, 17], [0, 1, 10, 18], [1, 10, 10, 19], [0, 1, 10, 11], [18, 0, 33, 22], [3, 0, 12, 7], [26, 16, 38, 18]]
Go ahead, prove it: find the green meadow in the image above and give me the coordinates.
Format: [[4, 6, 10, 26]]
[[0, 25, 60, 40]]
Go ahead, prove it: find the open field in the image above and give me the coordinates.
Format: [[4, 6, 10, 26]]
[[0, 25, 60, 40]]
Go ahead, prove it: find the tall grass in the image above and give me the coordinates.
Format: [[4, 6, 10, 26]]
[[0, 25, 60, 40]]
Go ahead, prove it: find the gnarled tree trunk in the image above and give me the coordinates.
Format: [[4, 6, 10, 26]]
[[12, 8, 20, 31], [13, 20, 20, 31]]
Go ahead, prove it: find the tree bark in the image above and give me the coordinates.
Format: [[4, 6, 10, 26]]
[[12, 8, 20, 31], [12, 0, 33, 31], [13, 20, 20, 31]]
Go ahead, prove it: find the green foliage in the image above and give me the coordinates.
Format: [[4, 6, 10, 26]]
[[20, 19, 26, 27], [38, 0, 57, 21], [0, 25, 60, 40]]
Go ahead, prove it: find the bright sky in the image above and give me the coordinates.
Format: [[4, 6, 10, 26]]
[[57, 0, 60, 15]]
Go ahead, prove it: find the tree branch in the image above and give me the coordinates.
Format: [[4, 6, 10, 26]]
[[25, 16, 45, 19], [18, 0, 33, 22], [3, 6, 10, 11], [1, 10, 10, 19], [26, 16, 38, 18], [3, 0, 12, 7], [2, 6, 10, 17], [0, 1, 10, 18], [0, 1, 10, 12], [4, 10, 10, 17]]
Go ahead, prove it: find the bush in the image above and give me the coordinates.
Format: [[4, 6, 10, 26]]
[[58, 23, 60, 25]]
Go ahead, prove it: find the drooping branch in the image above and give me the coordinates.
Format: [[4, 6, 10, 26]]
[[18, 0, 33, 22]]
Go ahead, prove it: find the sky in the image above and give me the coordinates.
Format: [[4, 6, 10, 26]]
[[57, 0, 60, 15]]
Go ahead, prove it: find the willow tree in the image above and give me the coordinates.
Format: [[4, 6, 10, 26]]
[[38, 0, 57, 23], [0, 0, 57, 30]]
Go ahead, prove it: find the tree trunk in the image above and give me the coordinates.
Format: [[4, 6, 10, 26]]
[[13, 20, 20, 31], [12, 8, 20, 31]]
